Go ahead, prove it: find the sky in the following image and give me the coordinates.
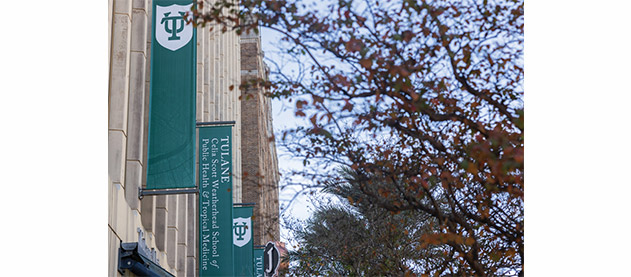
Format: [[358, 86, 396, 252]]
[[258, 18, 343, 250], [256, 16, 325, 213]]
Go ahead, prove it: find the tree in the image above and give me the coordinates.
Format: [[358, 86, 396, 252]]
[[286, 167, 454, 276], [192, 0, 524, 275]]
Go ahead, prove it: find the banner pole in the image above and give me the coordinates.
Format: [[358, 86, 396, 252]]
[[233, 202, 256, 206], [196, 121, 236, 126], [138, 188, 198, 199]]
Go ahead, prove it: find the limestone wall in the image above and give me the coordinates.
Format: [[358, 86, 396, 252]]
[[108, 0, 242, 275]]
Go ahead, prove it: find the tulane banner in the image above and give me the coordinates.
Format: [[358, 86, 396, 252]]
[[146, 0, 197, 189], [233, 206, 254, 276], [199, 125, 234, 276], [253, 247, 264, 277]]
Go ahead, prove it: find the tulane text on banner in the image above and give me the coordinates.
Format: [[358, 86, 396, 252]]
[[199, 125, 234, 276], [253, 248, 264, 277]]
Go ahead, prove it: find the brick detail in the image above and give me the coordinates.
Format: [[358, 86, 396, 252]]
[[240, 28, 281, 246]]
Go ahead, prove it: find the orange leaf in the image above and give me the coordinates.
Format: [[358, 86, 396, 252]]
[[359, 58, 372, 68]]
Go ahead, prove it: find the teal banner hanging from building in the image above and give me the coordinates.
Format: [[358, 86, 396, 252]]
[[233, 206, 254, 276], [253, 248, 264, 277], [199, 125, 234, 276], [146, 0, 197, 189]]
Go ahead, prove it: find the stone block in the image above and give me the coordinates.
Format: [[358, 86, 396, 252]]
[[112, 182, 129, 238], [196, 92, 203, 121], [177, 244, 187, 276], [108, 178, 118, 219], [109, 130, 127, 187], [109, 179, 115, 228], [108, 229, 121, 277], [167, 227, 177, 268], [126, 52, 146, 161], [114, 0, 132, 15], [124, 160, 142, 211], [186, 193, 196, 257], [156, 195, 167, 209], [146, 2, 152, 42], [143, 74, 151, 162], [155, 207, 167, 251], [158, 252, 172, 273], [167, 195, 178, 228], [197, 63, 204, 94], [132, 0, 147, 10], [196, 31, 204, 62], [110, 14, 131, 132], [140, 195, 155, 232], [145, 41, 152, 80], [204, 48, 211, 85], [177, 194, 188, 243], [203, 84, 210, 121], [127, 209, 141, 242], [186, 257, 196, 277], [131, 9, 147, 53], [109, 0, 114, 61]]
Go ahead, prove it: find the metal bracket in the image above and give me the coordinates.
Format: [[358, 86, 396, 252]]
[[196, 121, 236, 126], [138, 187, 198, 200], [233, 202, 256, 206]]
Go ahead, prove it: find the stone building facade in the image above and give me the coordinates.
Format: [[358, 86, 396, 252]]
[[108, 0, 279, 276], [240, 28, 281, 246]]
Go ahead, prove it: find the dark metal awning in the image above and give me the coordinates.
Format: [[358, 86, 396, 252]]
[[118, 242, 174, 277]]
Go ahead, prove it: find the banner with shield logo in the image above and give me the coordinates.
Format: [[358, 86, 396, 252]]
[[146, 0, 197, 189], [233, 206, 254, 276]]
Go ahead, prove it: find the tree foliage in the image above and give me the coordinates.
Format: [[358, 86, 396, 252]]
[[286, 167, 466, 276], [192, 0, 524, 275]]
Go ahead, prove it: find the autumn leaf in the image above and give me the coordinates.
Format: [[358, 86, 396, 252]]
[[359, 58, 373, 68]]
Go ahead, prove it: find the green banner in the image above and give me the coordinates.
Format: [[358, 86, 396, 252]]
[[233, 206, 254, 276], [253, 248, 264, 277], [199, 125, 234, 276], [146, 0, 197, 189]]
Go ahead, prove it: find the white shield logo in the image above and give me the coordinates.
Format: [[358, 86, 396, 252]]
[[155, 4, 193, 51], [233, 217, 252, 247]]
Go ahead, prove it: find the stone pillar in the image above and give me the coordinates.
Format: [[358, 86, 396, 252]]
[[155, 195, 167, 252], [177, 194, 188, 276], [186, 193, 197, 277]]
